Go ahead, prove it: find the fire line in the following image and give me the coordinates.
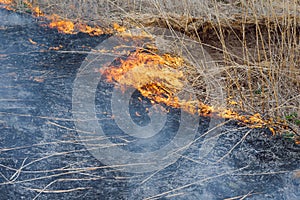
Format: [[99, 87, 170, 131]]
[[1, 0, 298, 143], [0, 0, 123, 35], [100, 49, 299, 143]]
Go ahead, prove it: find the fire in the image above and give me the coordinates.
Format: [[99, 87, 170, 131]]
[[32, 6, 43, 17], [102, 51, 184, 83], [113, 23, 126, 33], [48, 15, 75, 34], [0, 0, 121, 35], [0, 0, 13, 10], [48, 14, 110, 36], [101, 50, 288, 135], [0, 0, 12, 4]]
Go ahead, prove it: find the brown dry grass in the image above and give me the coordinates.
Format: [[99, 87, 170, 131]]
[[9, 0, 300, 133]]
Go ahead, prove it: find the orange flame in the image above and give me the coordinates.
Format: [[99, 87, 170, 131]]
[[0, 0, 12, 4], [101, 50, 281, 135], [47, 14, 110, 35], [0, 0, 13, 10], [32, 6, 44, 17], [48, 14, 75, 34], [0, 0, 122, 35]]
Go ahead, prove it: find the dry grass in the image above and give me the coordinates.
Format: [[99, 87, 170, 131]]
[[9, 0, 300, 130]]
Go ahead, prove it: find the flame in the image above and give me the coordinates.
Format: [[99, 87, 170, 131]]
[[0, 0, 12, 4], [32, 6, 44, 17], [0, 0, 122, 35], [101, 50, 283, 134], [0, 0, 13, 10], [48, 14, 110, 35], [113, 23, 126, 33], [48, 14, 75, 34]]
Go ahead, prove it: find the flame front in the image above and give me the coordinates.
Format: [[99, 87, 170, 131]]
[[0, 0, 120, 35], [0, 0, 11, 4], [101, 50, 281, 134], [0, 0, 13, 9], [48, 14, 110, 35]]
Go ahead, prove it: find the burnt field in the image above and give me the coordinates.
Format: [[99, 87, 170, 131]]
[[0, 4, 300, 200]]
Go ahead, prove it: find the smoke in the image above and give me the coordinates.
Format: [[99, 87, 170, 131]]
[[0, 9, 32, 26]]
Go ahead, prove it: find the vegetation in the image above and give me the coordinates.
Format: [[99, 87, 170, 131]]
[[6, 0, 300, 138]]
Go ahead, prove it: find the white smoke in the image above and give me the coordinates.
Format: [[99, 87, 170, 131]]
[[0, 9, 32, 26]]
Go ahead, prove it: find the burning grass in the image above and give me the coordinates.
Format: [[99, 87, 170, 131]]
[[2, 0, 299, 141], [100, 48, 296, 139], [0, 0, 116, 35]]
